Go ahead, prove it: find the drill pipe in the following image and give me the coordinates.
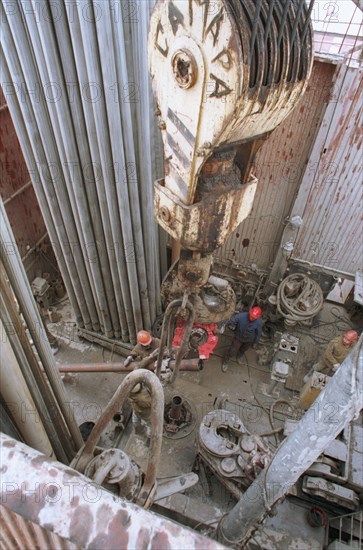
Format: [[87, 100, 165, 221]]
[[58, 358, 200, 373]]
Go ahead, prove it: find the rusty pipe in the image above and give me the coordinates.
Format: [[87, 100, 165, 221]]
[[58, 358, 201, 373], [169, 395, 183, 421], [72, 369, 164, 507]]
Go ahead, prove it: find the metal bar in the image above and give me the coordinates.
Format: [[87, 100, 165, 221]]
[[155, 299, 182, 379], [249, 0, 263, 64], [19, 1, 101, 334], [72, 1, 140, 341], [91, 2, 149, 332], [112, 2, 154, 329], [57, 358, 200, 373], [28, 0, 117, 338], [1, 14, 95, 330], [135, 0, 161, 323], [0, 316, 53, 456], [0, 265, 71, 462], [338, 6, 358, 54], [3, 180, 32, 205], [170, 304, 195, 384], [56, 2, 131, 342], [290, 258, 355, 280], [0, 433, 227, 550], [79, 327, 133, 354], [49, 4, 128, 341], [264, 0, 276, 46], [218, 334, 363, 545], [0, 200, 83, 452], [21, 231, 48, 262], [290, 0, 306, 47], [301, 0, 316, 43], [277, 0, 290, 48]]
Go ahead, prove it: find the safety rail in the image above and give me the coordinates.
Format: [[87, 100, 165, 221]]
[[326, 509, 363, 549]]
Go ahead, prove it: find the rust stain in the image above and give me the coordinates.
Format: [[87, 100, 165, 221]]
[[135, 527, 151, 550], [96, 503, 113, 533], [2, 440, 16, 448], [69, 505, 92, 547], [70, 496, 80, 508], [151, 531, 171, 550], [89, 509, 130, 549]]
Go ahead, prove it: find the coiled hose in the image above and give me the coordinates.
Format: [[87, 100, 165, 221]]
[[276, 274, 324, 324]]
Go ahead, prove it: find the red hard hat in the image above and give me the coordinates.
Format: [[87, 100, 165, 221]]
[[343, 330, 358, 344], [137, 330, 152, 346], [249, 306, 262, 320]]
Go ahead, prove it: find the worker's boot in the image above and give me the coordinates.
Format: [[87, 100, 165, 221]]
[[303, 371, 312, 384], [221, 359, 229, 373], [236, 352, 245, 365]]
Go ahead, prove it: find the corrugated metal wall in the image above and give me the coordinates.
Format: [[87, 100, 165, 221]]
[[215, 61, 336, 270], [0, 506, 78, 550], [1, 0, 161, 343], [292, 63, 363, 275]]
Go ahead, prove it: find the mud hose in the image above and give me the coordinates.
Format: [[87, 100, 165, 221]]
[[72, 370, 164, 507], [155, 299, 195, 383]]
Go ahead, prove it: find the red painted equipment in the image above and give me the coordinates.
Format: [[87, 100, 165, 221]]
[[173, 322, 218, 360]]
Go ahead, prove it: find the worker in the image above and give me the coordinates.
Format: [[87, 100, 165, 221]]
[[221, 306, 263, 372], [303, 329, 358, 382], [129, 382, 152, 438], [124, 330, 160, 366], [124, 330, 159, 435]]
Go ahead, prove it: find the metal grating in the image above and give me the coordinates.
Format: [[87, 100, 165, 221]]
[[327, 509, 363, 548]]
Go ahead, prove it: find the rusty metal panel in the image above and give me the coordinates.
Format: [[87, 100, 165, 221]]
[[0, 104, 29, 198], [216, 61, 336, 269], [4, 190, 46, 258], [292, 64, 362, 275], [0, 89, 47, 254]]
